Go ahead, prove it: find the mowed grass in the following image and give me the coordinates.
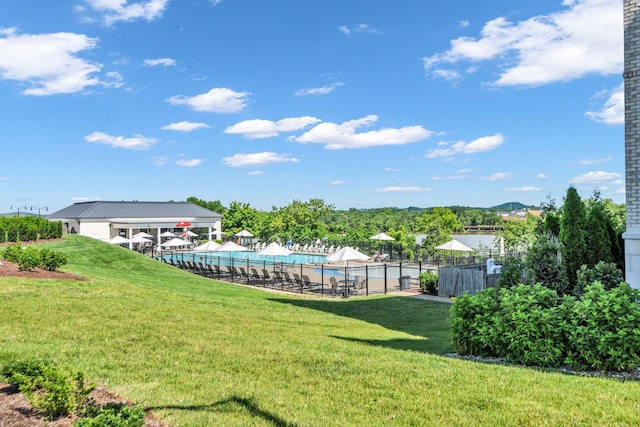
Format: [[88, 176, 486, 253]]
[[0, 236, 638, 426]]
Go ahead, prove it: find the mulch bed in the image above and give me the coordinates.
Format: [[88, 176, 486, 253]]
[[0, 382, 166, 427]]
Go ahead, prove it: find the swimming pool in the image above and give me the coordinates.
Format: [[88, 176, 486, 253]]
[[162, 250, 328, 267]]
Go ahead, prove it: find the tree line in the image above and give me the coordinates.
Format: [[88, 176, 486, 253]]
[[187, 188, 625, 265]]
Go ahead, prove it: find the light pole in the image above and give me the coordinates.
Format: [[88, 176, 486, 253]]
[[31, 206, 48, 217], [10, 205, 27, 217]]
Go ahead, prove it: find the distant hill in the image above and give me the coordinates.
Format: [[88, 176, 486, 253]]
[[0, 212, 39, 217], [489, 202, 535, 211]]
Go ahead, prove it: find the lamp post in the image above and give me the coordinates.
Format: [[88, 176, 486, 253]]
[[30, 206, 48, 217], [10, 205, 27, 217]]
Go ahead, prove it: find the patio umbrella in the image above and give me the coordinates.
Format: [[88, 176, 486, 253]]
[[181, 230, 198, 237], [108, 235, 130, 244], [213, 241, 249, 252], [161, 237, 193, 248], [257, 242, 292, 257], [235, 229, 254, 237], [369, 232, 395, 241], [176, 221, 192, 227], [326, 246, 370, 263], [131, 235, 152, 244], [133, 231, 154, 239], [435, 239, 474, 252], [194, 241, 221, 251], [160, 231, 176, 238]]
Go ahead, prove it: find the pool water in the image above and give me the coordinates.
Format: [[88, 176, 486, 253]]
[[163, 250, 327, 267]]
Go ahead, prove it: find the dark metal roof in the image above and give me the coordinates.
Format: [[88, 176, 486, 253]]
[[47, 201, 221, 220]]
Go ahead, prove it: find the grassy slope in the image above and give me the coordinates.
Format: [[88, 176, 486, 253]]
[[0, 235, 638, 426]]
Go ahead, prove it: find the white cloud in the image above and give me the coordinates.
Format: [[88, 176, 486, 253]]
[[615, 187, 626, 194], [504, 186, 543, 192], [291, 115, 432, 149], [209, 0, 223, 5], [423, 0, 622, 86], [339, 24, 381, 35], [570, 170, 622, 184], [585, 83, 624, 125], [176, 159, 204, 167], [82, 0, 169, 26], [385, 167, 400, 172], [152, 156, 169, 165], [247, 170, 264, 175], [225, 116, 321, 139], [0, 28, 106, 95], [537, 173, 548, 178], [295, 82, 344, 96], [431, 69, 462, 81], [85, 131, 157, 150], [144, 58, 176, 67], [460, 20, 471, 28], [425, 134, 504, 158], [579, 156, 612, 165], [369, 186, 431, 193], [482, 172, 513, 182], [456, 168, 473, 174], [331, 180, 345, 185], [162, 121, 209, 132], [222, 151, 299, 167], [166, 87, 250, 113]]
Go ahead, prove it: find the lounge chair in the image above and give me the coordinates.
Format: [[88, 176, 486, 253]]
[[261, 269, 274, 284], [329, 277, 339, 295]]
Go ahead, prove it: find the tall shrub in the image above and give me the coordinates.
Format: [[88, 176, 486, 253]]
[[586, 203, 614, 267], [524, 233, 566, 294], [559, 186, 587, 294]]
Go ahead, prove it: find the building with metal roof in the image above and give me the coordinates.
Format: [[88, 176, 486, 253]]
[[47, 201, 222, 252]]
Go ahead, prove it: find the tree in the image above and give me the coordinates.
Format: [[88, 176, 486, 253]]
[[524, 233, 566, 294], [559, 186, 588, 294], [585, 202, 614, 267]]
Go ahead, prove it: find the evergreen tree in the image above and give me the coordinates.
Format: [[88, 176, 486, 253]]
[[585, 203, 614, 267], [559, 186, 588, 294], [524, 233, 566, 294]]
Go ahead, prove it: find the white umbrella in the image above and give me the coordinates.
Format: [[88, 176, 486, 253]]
[[160, 231, 176, 237], [182, 230, 198, 237], [257, 242, 292, 257], [326, 246, 370, 263], [435, 239, 474, 252], [369, 232, 395, 241], [235, 229, 254, 237], [131, 235, 152, 244], [133, 232, 153, 238], [194, 241, 222, 251], [109, 235, 129, 244], [161, 237, 193, 248], [213, 241, 249, 252]]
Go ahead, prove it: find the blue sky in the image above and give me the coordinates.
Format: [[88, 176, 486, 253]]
[[0, 0, 625, 213]]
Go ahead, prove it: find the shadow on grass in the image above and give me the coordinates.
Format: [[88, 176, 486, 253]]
[[146, 395, 297, 427], [269, 295, 453, 354]]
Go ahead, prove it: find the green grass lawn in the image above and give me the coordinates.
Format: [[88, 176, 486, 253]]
[[1, 235, 638, 426]]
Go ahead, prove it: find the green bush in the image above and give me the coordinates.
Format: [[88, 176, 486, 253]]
[[574, 261, 623, 296], [494, 284, 566, 367], [419, 270, 438, 294], [449, 287, 500, 356], [564, 282, 640, 371], [40, 248, 68, 271], [495, 257, 525, 288], [75, 403, 146, 427], [18, 246, 42, 271], [2, 243, 24, 263], [2, 359, 94, 420]]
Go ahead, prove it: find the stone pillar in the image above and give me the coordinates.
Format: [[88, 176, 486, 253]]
[[624, 0, 640, 289]]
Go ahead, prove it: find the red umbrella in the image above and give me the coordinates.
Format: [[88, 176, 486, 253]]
[[176, 221, 192, 227]]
